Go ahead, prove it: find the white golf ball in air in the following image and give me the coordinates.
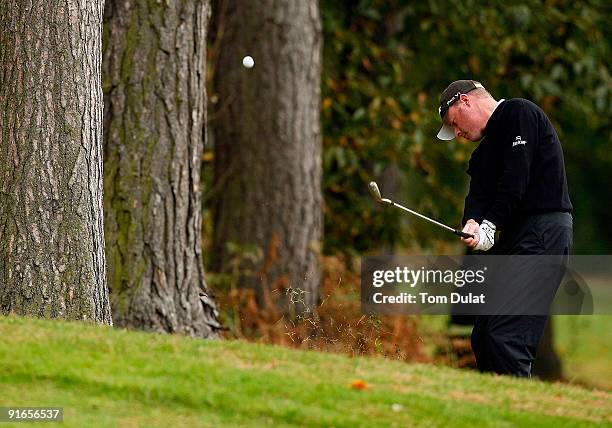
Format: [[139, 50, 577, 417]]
[[242, 56, 254, 68]]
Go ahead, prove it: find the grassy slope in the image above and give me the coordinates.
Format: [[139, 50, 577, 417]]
[[0, 316, 610, 428]]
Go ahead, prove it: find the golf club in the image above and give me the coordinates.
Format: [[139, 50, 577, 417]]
[[368, 181, 474, 239]]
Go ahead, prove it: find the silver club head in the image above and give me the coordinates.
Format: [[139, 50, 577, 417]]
[[368, 181, 383, 202]]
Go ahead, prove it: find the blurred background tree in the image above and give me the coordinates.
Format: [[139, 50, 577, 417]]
[[209, 1, 323, 318]]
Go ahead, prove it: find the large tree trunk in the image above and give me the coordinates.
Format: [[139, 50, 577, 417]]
[[211, 1, 323, 316], [103, 0, 220, 337], [0, 0, 111, 323]]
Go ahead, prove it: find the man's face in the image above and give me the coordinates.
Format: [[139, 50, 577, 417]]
[[444, 95, 484, 141]]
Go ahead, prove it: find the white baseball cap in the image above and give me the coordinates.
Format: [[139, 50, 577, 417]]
[[436, 80, 485, 140]]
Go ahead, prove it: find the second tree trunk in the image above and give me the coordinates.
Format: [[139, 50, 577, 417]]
[[103, 0, 220, 337], [212, 0, 323, 316]]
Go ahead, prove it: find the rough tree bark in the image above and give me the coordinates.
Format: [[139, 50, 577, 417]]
[[103, 0, 220, 337], [0, 0, 111, 323], [211, 1, 323, 316]]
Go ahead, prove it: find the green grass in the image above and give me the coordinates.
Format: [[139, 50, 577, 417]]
[[0, 316, 610, 427]]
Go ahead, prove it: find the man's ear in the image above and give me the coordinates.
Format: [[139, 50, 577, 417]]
[[460, 93, 470, 107]]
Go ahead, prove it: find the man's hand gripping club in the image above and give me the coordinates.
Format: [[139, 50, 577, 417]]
[[461, 219, 496, 251]]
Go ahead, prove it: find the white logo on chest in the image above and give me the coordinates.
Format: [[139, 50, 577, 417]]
[[512, 136, 527, 147]]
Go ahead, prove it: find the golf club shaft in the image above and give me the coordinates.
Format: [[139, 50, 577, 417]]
[[385, 200, 474, 239], [369, 181, 474, 239]]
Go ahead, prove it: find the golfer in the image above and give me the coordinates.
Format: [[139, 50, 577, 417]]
[[436, 80, 573, 377]]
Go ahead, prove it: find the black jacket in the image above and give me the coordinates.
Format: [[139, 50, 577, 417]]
[[462, 98, 572, 230]]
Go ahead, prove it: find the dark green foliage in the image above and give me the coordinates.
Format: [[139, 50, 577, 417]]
[[321, 0, 610, 255]]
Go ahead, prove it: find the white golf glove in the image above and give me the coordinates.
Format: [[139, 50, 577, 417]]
[[474, 219, 496, 252]]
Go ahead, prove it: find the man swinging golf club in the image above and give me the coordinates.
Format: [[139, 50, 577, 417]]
[[436, 80, 573, 377]]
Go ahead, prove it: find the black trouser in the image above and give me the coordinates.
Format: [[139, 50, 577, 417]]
[[471, 212, 573, 377]]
